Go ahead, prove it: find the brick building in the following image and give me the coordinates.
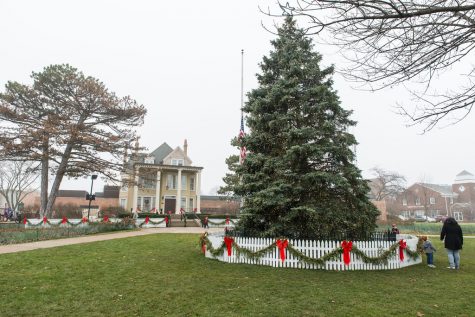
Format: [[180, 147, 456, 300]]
[[391, 170, 475, 222]]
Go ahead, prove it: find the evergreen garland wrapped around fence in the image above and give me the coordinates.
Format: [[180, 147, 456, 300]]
[[23, 217, 88, 227], [199, 233, 422, 266]]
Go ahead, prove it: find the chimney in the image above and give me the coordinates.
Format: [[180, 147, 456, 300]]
[[184, 139, 188, 156]]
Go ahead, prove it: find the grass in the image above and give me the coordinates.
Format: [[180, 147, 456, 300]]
[[0, 234, 474, 316]]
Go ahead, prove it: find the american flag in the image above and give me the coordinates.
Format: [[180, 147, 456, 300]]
[[239, 114, 246, 163]]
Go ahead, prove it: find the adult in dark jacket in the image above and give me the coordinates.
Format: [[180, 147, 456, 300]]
[[440, 217, 463, 269]]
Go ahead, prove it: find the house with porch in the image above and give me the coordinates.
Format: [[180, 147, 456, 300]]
[[119, 140, 203, 214]]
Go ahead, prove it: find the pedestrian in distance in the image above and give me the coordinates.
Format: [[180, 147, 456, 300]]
[[391, 223, 400, 234], [421, 236, 436, 268], [440, 217, 463, 270]]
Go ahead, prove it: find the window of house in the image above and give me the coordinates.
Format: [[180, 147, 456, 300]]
[[190, 177, 195, 191], [189, 198, 194, 211], [402, 210, 411, 218], [429, 197, 435, 205], [450, 197, 454, 204], [454, 211, 463, 221], [181, 175, 187, 189], [137, 197, 142, 210], [415, 210, 424, 216], [171, 159, 184, 166], [402, 198, 407, 206], [143, 197, 151, 211], [144, 156, 154, 164], [120, 199, 126, 208], [167, 174, 177, 189], [415, 197, 421, 205], [181, 197, 186, 211]]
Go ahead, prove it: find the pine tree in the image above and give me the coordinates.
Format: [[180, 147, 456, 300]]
[[227, 17, 379, 240]]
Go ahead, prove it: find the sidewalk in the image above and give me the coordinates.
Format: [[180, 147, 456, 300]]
[[0, 227, 222, 255]]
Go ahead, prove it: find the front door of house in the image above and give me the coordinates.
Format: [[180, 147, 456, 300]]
[[164, 198, 176, 214]]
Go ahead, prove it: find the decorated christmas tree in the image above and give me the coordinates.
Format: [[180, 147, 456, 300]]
[[225, 17, 379, 240]]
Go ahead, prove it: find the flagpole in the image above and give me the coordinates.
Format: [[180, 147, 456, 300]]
[[241, 49, 244, 113]]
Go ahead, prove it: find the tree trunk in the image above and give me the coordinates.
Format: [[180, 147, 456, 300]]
[[40, 136, 49, 216], [45, 143, 74, 217]]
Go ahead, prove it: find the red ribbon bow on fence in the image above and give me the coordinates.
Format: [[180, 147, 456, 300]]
[[225, 217, 230, 225], [61, 217, 67, 224], [23, 217, 27, 225], [165, 217, 169, 224], [224, 236, 234, 256], [398, 239, 407, 262], [276, 239, 289, 262], [43, 216, 48, 224], [341, 240, 353, 266], [104, 216, 109, 223], [82, 217, 88, 223], [145, 216, 149, 224]]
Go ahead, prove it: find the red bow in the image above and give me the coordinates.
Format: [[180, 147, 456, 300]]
[[43, 216, 48, 224], [145, 216, 149, 224], [201, 243, 206, 254], [61, 217, 68, 224], [23, 217, 27, 225], [341, 240, 353, 265], [225, 217, 230, 225], [165, 217, 169, 224], [276, 239, 289, 262], [82, 217, 88, 223], [224, 237, 234, 256], [104, 216, 109, 222], [399, 239, 407, 262]]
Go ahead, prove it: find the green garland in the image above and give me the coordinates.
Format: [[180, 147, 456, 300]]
[[207, 219, 235, 226], [25, 219, 87, 227], [138, 217, 167, 228], [200, 235, 422, 266]]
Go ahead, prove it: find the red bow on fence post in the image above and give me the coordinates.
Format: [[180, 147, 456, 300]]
[[43, 216, 48, 224], [82, 217, 88, 223], [61, 217, 67, 224], [201, 243, 206, 254], [399, 239, 407, 262], [165, 216, 169, 226], [145, 216, 150, 224], [225, 217, 230, 225], [276, 239, 289, 262], [224, 236, 234, 256], [341, 240, 353, 266], [23, 217, 27, 225], [104, 215, 109, 223]]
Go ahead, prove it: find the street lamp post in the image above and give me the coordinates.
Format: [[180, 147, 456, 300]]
[[86, 175, 98, 220]]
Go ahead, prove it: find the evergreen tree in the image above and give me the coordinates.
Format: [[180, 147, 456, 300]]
[[226, 17, 379, 240]]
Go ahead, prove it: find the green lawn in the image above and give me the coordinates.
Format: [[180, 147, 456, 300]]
[[1, 235, 474, 317]]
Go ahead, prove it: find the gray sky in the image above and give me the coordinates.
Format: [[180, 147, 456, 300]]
[[1, 0, 474, 194]]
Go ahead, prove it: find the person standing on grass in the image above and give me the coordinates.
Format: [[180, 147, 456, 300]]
[[391, 223, 400, 234], [421, 236, 436, 268], [440, 217, 463, 270]]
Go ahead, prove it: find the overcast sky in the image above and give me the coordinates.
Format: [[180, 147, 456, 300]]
[[1, 1, 474, 194]]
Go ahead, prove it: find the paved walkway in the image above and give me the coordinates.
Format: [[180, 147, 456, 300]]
[[0, 227, 223, 255]]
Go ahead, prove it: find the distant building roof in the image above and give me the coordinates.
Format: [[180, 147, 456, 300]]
[[419, 183, 454, 197], [57, 190, 87, 198], [201, 195, 241, 202], [454, 170, 475, 184]]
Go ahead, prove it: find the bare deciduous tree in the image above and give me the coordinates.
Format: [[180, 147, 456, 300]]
[[0, 161, 39, 211], [267, 1, 475, 131], [369, 167, 406, 201]]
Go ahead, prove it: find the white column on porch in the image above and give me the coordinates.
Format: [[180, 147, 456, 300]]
[[132, 167, 139, 213], [155, 170, 161, 212], [196, 170, 201, 213], [175, 169, 182, 214]]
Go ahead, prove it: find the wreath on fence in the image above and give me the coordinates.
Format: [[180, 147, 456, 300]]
[[199, 233, 423, 266]]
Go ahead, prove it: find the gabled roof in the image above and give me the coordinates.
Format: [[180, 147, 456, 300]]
[[149, 143, 174, 164], [418, 183, 454, 197], [163, 146, 193, 165]]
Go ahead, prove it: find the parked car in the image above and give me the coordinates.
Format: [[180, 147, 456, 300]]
[[435, 215, 448, 222], [414, 215, 436, 222], [397, 215, 409, 221]]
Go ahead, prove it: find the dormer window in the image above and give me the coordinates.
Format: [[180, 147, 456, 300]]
[[144, 156, 154, 164], [171, 159, 184, 166]]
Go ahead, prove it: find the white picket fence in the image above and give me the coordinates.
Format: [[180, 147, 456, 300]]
[[206, 234, 421, 271]]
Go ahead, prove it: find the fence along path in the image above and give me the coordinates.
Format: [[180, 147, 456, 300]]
[[210, 235, 410, 271]]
